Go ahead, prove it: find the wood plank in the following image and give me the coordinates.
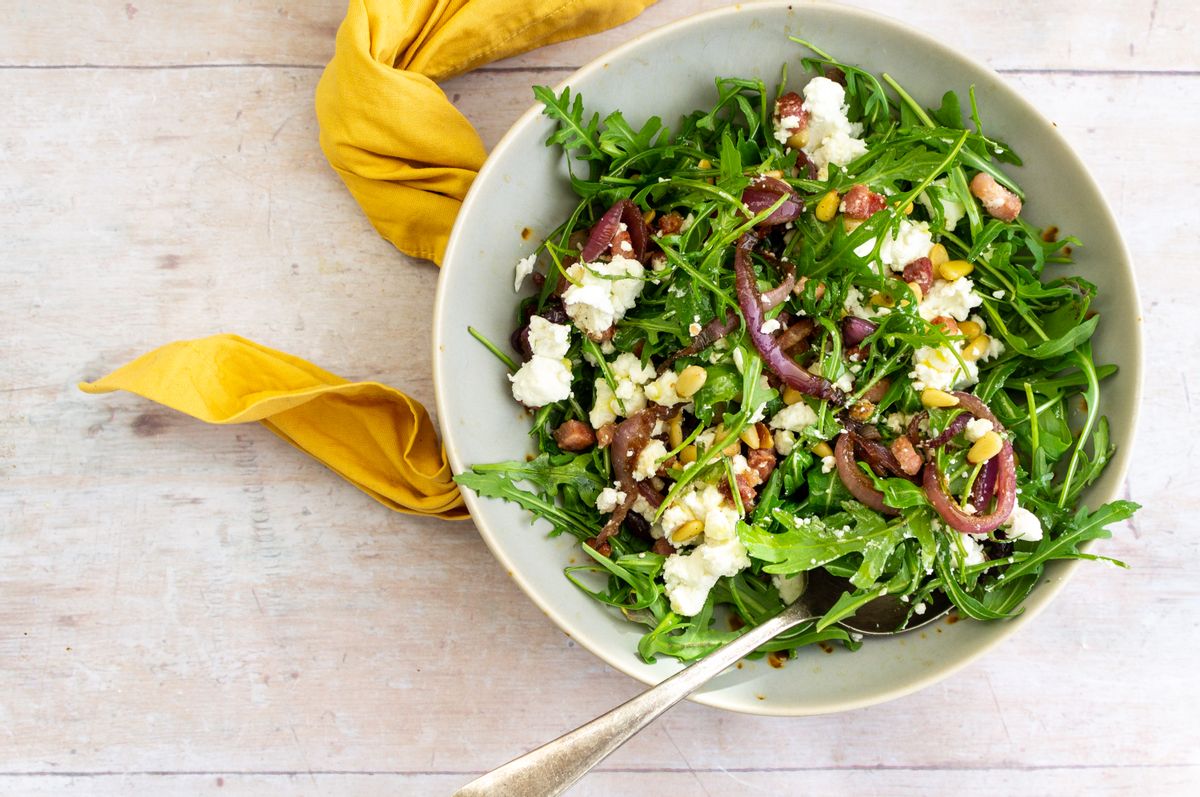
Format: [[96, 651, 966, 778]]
[[0, 1, 1193, 72], [0, 3, 1196, 790]]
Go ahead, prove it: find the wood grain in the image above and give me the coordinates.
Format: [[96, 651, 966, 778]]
[[1, 1, 1197, 795]]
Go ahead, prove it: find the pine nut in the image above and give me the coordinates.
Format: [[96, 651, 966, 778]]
[[957, 320, 982, 339], [815, 190, 840, 222], [668, 412, 684, 449], [673, 519, 705, 543], [938, 259, 974, 281], [962, 335, 990, 362], [680, 445, 698, 464], [920, 388, 960, 408], [739, 425, 760, 449], [786, 130, 809, 150], [675, 365, 707, 398], [967, 431, 1003, 464], [783, 386, 804, 405], [811, 441, 833, 458], [928, 243, 949, 267], [755, 422, 773, 450]]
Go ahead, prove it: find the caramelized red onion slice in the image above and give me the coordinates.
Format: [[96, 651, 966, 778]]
[[834, 433, 898, 516], [924, 440, 1016, 534], [741, 176, 804, 227], [970, 454, 1000, 509], [760, 260, 797, 310], [580, 199, 649, 262], [734, 233, 844, 404], [589, 406, 672, 552], [841, 316, 878, 348]]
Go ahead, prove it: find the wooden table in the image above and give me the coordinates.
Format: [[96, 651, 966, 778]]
[[2, 1, 1196, 794]]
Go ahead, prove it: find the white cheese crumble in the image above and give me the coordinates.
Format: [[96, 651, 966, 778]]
[[769, 401, 818, 433], [773, 114, 802, 144], [562, 255, 645, 337], [633, 439, 668, 481], [774, 428, 796, 456], [513, 254, 537, 291], [587, 352, 655, 427], [662, 537, 752, 616], [854, 219, 934, 272], [509, 316, 573, 407], [644, 370, 685, 406], [760, 318, 782, 335], [772, 573, 806, 605], [964, 418, 994, 443], [1003, 503, 1044, 542], [595, 485, 626, 514], [919, 276, 984, 322], [821, 455, 836, 474], [801, 77, 868, 180], [910, 344, 979, 393]]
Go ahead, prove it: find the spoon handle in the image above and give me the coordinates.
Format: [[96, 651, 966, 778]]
[[452, 606, 813, 797]]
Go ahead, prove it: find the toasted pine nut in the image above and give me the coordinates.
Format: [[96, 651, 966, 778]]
[[928, 243, 949, 267], [642, 209, 656, 225], [967, 431, 1003, 464], [815, 190, 840, 222], [907, 281, 924, 303], [962, 335, 990, 362], [783, 386, 804, 405], [680, 445, 698, 465], [843, 217, 864, 233], [739, 426, 760, 450], [811, 441, 833, 458], [920, 388, 960, 408], [673, 519, 705, 543], [786, 130, 808, 150], [957, 320, 982, 339], [762, 169, 784, 179], [869, 292, 894, 308], [675, 365, 707, 398], [697, 158, 712, 170], [668, 412, 684, 449], [938, 259, 974, 281]]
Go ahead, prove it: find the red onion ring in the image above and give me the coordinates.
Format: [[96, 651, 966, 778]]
[[588, 406, 672, 552], [841, 316, 878, 347], [834, 433, 898, 515], [924, 439, 1016, 534], [970, 454, 1000, 509], [734, 233, 844, 404], [580, 199, 649, 262], [741, 176, 804, 227]]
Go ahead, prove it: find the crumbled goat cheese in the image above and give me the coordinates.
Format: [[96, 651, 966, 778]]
[[919, 276, 984, 322], [509, 317, 573, 407], [662, 535, 751, 616], [821, 455, 836, 474], [773, 114, 802, 144], [595, 485, 626, 514], [884, 412, 911, 434], [769, 401, 819, 433], [964, 418, 994, 443], [1003, 503, 1044, 541], [910, 344, 979, 392], [633, 439, 668, 481], [772, 573, 807, 605], [760, 318, 782, 335], [917, 178, 966, 232], [513, 253, 537, 291], [562, 255, 645, 336], [957, 534, 988, 569], [774, 429, 797, 456], [587, 352, 655, 427], [854, 219, 934, 273], [843, 285, 884, 320], [800, 77, 868, 180], [914, 601, 927, 616], [644, 370, 685, 406]]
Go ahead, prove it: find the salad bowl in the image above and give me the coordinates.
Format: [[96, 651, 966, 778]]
[[432, 2, 1140, 715]]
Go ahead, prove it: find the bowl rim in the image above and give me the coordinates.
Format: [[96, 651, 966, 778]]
[[433, 0, 1143, 716]]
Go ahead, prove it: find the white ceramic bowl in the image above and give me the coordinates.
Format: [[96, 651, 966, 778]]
[[433, 2, 1141, 715]]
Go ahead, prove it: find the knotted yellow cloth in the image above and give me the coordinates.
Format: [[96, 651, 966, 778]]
[[83, 0, 656, 519], [316, 0, 656, 264]]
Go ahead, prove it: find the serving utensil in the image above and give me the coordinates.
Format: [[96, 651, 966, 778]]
[[454, 575, 951, 797]]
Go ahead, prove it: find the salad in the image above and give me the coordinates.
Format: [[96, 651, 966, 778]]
[[456, 41, 1137, 663]]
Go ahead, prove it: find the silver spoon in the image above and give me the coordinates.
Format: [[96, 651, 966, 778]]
[[453, 572, 951, 797]]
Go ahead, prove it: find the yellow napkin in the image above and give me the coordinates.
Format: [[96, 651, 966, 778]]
[[81, 335, 466, 519], [316, 0, 656, 264], [84, 0, 656, 519]]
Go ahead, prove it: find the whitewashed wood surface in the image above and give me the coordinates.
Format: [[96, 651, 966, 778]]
[[1, 1, 1197, 795]]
